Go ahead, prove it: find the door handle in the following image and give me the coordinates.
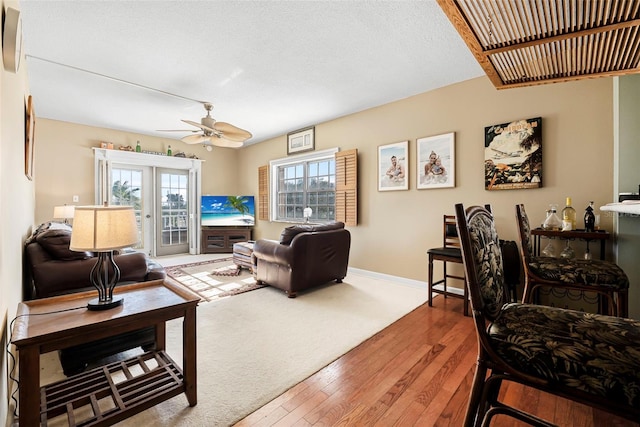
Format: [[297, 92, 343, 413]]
[[145, 214, 151, 218]]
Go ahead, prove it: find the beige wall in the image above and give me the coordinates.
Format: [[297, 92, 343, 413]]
[[240, 76, 615, 282], [1, 0, 35, 423], [33, 120, 240, 224], [34, 76, 615, 287]]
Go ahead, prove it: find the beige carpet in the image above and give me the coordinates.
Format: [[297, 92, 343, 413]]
[[39, 272, 427, 426]]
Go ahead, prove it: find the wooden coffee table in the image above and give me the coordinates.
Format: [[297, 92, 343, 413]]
[[11, 279, 199, 426]]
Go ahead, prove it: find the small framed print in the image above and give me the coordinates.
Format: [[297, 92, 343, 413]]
[[417, 132, 455, 189], [287, 126, 315, 154], [378, 140, 409, 191], [25, 95, 35, 180]]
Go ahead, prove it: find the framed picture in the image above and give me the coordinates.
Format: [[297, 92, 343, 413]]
[[417, 132, 455, 189], [378, 140, 408, 191], [287, 126, 314, 154], [484, 117, 542, 190], [25, 95, 35, 180]]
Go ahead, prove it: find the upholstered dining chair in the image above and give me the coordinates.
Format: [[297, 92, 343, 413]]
[[427, 215, 467, 316], [455, 203, 640, 426], [515, 204, 629, 317]]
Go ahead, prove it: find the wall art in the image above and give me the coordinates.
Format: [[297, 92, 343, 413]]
[[25, 95, 35, 180], [378, 140, 408, 191], [287, 126, 314, 154], [484, 117, 542, 190], [417, 132, 455, 189]]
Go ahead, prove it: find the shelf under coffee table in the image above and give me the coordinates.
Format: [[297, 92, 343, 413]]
[[11, 279, 199, 426]]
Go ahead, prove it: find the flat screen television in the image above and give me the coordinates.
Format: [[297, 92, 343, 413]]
[[201, 195, 255, 227]]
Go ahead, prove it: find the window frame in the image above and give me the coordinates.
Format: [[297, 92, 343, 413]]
[[269, 147, 339, 223]]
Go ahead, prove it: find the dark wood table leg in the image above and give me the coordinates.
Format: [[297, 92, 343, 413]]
[[19, 346, 39, 427], [183, 306, 197, 406], [155, 322, 166, 350]]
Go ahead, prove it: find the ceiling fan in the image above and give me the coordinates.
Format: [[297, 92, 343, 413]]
[[162, 103, 252, 149]]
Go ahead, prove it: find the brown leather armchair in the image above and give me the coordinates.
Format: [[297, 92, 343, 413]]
[[253, 221, 351, 297], [24, 222, 167, 375]]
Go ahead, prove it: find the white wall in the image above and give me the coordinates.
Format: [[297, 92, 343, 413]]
[[1, 0, 36, 424]]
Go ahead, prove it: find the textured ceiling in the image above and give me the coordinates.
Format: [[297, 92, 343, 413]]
[[20, 0, 484, 147]]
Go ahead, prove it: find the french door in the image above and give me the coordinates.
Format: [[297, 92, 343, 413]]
[[156, 168, 189, 256], [94, 148, 202, 256]]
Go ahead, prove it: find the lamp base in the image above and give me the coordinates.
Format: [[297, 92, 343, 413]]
[[87, 296, 124, 311]]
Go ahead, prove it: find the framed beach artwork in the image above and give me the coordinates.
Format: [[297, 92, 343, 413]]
[[287, 126, 315, 154], [417, 132, 455, 189], [484, 117, 542, 190], [378, 140, 408, 191]]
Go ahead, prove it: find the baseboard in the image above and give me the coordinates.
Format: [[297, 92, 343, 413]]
[[347, 267, 426, 290], [346, 267, 465, 297]]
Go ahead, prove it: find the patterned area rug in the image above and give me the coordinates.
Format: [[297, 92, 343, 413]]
[[164, 257, 265, 303]]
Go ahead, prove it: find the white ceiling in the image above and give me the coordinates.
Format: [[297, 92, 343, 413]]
[[19, 0, 484, 147]]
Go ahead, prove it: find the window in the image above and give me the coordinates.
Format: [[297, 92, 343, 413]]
[[270, 148, 338, 222]]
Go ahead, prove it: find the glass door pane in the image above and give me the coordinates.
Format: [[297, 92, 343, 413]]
[[110, 166, 149, 252], [156, 168, 189, 256]]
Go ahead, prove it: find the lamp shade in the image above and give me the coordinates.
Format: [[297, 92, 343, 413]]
[[70, 205, 139, 251], [303, 207, 313, 218], [53, 205, 75, 220]]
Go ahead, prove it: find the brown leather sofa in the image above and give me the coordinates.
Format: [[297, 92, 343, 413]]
[[24, 222, 166, 375], [253, 221, 351, 297]]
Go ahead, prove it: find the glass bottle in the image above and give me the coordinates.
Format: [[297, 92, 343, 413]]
[[167, 145, 172, 156], [584, 201, 595, 232], [135, 141, 141, 152], [562, 197, 576, 231], [543, 204, 562, 230]]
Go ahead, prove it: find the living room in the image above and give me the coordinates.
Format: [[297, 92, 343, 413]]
[[3, 0, 640, 426]]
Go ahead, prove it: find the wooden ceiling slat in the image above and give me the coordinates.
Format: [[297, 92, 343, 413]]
[[501, 0, 519, 43], [490, 0, 507, 44], [460, 1, 489, 47], [517, 1, 536, 41], [615, 28, 630, 69], [438, 0, 640, 89]]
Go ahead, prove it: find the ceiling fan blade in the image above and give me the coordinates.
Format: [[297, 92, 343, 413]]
[[157, 129, 198, 132], [181, 119, 216, 134], [181, 134, 210, 144], [211, 136, 244, 148], [213, 122, 252, 142]]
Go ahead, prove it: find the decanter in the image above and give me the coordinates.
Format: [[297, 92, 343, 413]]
[[543, 204, 562, 230]]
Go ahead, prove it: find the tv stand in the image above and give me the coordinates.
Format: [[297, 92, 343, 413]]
[[201, 226, 252, 253]]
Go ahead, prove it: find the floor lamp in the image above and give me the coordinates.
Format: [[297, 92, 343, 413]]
[[70, 204, 139, 311]]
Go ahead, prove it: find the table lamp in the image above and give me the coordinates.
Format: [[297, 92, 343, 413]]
[[303, 207, 313, 223], [70, 204, 139, 310], [53, 205, 75, 224]]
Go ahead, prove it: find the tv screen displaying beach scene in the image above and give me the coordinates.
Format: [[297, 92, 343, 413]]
[[201, 195, 255, 226]]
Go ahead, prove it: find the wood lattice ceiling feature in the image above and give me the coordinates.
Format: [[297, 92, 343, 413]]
[[437, 0, 640, 89]]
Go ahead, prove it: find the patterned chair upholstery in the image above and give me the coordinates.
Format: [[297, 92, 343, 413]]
[[516, 204, 629, 316], [455, 203, 640, 426]]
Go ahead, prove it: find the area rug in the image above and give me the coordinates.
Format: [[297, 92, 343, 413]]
[[165, 258, 264, 303], [39, 272, 428, 427]]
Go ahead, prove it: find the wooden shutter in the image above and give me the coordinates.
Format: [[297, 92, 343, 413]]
[[335, 149, 357, 226], [258, 165, 269, 221]]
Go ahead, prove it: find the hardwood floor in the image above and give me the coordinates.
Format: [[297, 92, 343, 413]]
[[236, 297, 639, 427]]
